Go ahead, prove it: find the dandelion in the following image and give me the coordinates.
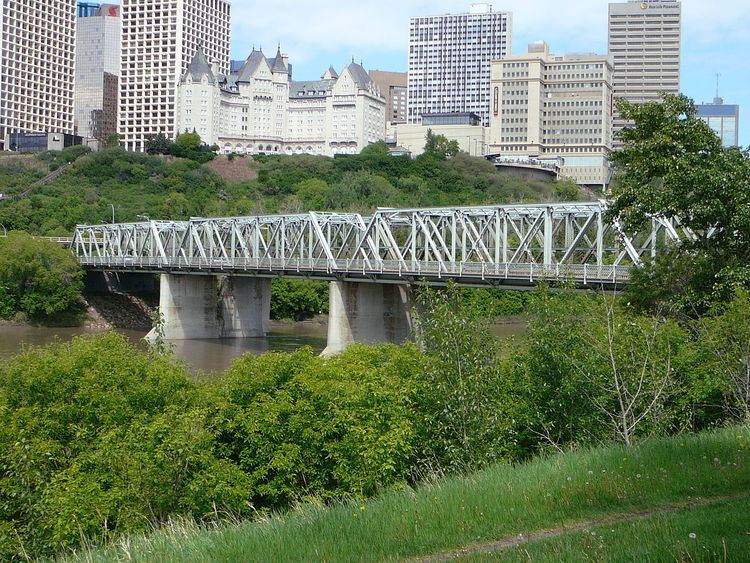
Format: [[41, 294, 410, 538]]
[[636, 474, 642, 479], [689, 533, 697, 540], [588, 470, 594, 475], [359, 506, 366, 511]]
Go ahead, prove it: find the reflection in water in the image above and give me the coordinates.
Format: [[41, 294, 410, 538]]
[[0, 324, 327, 374], [0, 320, 526, 374]]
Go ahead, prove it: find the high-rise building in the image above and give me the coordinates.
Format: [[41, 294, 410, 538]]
[[487, 42, 614, 188], [75, 3, 121, 142], [0, 0, 77, 150], [608, 0, 681, 144], [369, 70, 408, 125], [408, 3, 512, 127], [697, 97, 740, 148], [119, 0, 231, 152]]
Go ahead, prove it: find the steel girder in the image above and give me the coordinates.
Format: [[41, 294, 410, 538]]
[[71, 202, 686, 284], [352, 202, 681, 269]]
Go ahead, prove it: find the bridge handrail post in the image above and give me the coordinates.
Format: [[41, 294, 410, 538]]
[[584, 264, 588, 285]]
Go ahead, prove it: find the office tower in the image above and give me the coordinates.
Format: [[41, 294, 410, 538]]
[[697, 97, 740, 148], [488, 42, 614, 188], [119, 0, 231, 152], [0, 0, 77, 150], [408, 3, 511, 127], [75, 3, 122, 142], [608, 0, 681, 143], [369, 70, 408, 125]]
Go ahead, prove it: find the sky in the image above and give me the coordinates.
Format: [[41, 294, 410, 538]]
[[222, 0, 749, 146]]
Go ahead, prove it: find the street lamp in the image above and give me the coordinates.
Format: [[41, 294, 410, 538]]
[[0, 223, 6, 237], [110, 204, 115, 224]]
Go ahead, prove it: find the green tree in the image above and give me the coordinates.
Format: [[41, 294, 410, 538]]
[[414, 284, 531, 471], [0, 232, 83, 319], [144, 133, 173, 155], [104, 132, 121, 149], [424, 129, 461, 159], [171, 132, 216, 164], [607, 94, 750, 317]]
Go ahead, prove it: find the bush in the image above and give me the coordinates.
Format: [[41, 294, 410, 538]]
[[271, 278, 329, 320], [519, 290, 707, 448], [0, 334, 204, 557], [0, 232, 83, 319], [209, 345, 424, 508], [414, 284, 533, 472]]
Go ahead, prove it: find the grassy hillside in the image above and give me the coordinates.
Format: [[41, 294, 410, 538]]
[[0, 144, 580, 236], [74, 427, 749, 562]]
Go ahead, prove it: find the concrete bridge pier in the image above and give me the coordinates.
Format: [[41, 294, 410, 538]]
[[147, 274, 271, 341], [323, 281, 415, 356], [219, 277, 271, 338]]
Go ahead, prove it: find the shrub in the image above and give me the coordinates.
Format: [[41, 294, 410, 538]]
[[0, 231, 83, 319], [0, 334, 263, 558], [271, 278, 329, 320], [414, 284, 533, 472], [209, 345, 425, 507]]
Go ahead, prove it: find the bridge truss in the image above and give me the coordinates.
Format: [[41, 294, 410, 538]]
[[72, 202, 688, 288]]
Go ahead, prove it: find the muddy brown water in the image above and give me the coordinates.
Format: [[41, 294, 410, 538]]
[[0, 321, 526, 374]]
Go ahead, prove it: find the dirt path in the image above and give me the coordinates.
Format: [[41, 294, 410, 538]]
[[417, 494, 747, 562]]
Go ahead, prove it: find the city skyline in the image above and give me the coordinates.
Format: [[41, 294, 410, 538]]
[[218, 0, 748, 146]]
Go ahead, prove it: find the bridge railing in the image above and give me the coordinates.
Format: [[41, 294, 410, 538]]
[[77, 255, 630, 285]]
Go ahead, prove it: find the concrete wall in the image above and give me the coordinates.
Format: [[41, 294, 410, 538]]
[[324, 281, 414, 356], [395, 123, 487, 157]]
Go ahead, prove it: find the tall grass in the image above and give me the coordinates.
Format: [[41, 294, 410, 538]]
[[73, 427, 749, 563], [472, 496, 750, 562]]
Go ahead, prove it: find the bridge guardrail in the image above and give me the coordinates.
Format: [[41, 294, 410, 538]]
[[77, 256, 630, 285]]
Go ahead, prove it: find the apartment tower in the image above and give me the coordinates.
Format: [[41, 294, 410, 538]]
[[0, 0, 77, 150], [408, 3, 511, 127], [608, 0, 681, 143], [119, 0, 231, 152], [75, 3, 122, 142], [488, 42, 614, 188]]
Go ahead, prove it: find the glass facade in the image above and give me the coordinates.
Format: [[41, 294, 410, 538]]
[[422, 113, 481, 126], [697, 101, 740, 148], [74, 6, 121, 140]]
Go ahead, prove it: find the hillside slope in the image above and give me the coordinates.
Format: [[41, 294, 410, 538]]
[[76, 427, 750, 562], [0, 146, 579, 236]]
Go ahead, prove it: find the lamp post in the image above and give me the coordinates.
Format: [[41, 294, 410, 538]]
[[0, 223, 6, 237], [110, 204, 115, 224]]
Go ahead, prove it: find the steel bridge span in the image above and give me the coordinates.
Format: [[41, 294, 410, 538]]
[[72, 202, 686, 353]]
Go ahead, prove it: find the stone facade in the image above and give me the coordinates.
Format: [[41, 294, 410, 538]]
[[176, 47, 386, 156]]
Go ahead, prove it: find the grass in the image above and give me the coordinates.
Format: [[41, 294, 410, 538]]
[[71, 427, 750, 562], [469, 496, 750, 562]]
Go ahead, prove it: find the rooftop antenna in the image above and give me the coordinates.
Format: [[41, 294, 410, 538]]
[[716, 73, 720, 99], [714, 72, 722, 105]]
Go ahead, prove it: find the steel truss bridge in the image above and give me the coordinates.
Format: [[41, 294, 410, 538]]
[[72, 201, 689, 289]]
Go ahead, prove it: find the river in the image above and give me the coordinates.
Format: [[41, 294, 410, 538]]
[[0, 321, 526, 373]]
